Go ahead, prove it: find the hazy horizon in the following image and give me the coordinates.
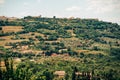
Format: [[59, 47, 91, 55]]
[[0, 0, 120, 24]]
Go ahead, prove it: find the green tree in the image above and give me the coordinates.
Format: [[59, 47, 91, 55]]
[[43, 69, 53, 80], [72, 66, 78, 80]]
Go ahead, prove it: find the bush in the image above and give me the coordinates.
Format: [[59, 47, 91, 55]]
[[110, 47, 120, 60]]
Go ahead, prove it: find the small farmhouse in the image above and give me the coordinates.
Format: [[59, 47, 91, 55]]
[[54, 71, 66, 79]]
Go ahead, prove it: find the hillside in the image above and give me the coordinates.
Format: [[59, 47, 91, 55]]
[[0, 16, 120, 80]]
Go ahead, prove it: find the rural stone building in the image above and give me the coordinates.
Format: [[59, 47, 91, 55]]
[[75, 72, 92, 80], [54, 71, 66, 80]]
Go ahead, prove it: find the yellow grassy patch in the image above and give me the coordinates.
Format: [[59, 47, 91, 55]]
[[2, 26, 23, 33], [0, 35, 14, 40], [19, 32, 45, 39], [87, 51, 106, 55], [75, 49, 106, 55], [75, 50, 89, 53], [0, 39, 29, 46]]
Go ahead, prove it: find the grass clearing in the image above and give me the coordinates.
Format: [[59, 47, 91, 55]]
[[2, 26, 23, 33], [0, 39, 29, 46], [0, 35, 14, 40]]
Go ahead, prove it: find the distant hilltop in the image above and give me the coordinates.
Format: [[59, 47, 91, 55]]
[[0, 16, 18, 21], [1, 15, 118, 25], [0, 15, 99, 20]]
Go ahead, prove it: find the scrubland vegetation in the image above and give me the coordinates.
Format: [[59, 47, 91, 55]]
[[0, 16, 120, 80]]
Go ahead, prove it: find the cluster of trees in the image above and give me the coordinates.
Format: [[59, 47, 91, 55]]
[[110, 47, 120, 60], [1, 16, 120, 40], [0, 56, 33, 80], [1, 54, 119, 80]]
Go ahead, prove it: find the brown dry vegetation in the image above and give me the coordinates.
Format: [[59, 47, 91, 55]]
[[0, 35, 14, 40], [0, 39, 29, 47], [2, 26, 23, 33], [19, 32, 45, 39]]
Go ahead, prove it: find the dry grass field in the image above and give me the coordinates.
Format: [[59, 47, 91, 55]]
[[0, 35, 14, 40], [19, 32, 45, 39], [2, 26, 23, 33], [0, 39, 29, 47]]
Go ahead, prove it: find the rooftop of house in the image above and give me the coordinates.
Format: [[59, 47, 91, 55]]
[[75, 72, 82, 75], [54, 71, 66, 76]]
